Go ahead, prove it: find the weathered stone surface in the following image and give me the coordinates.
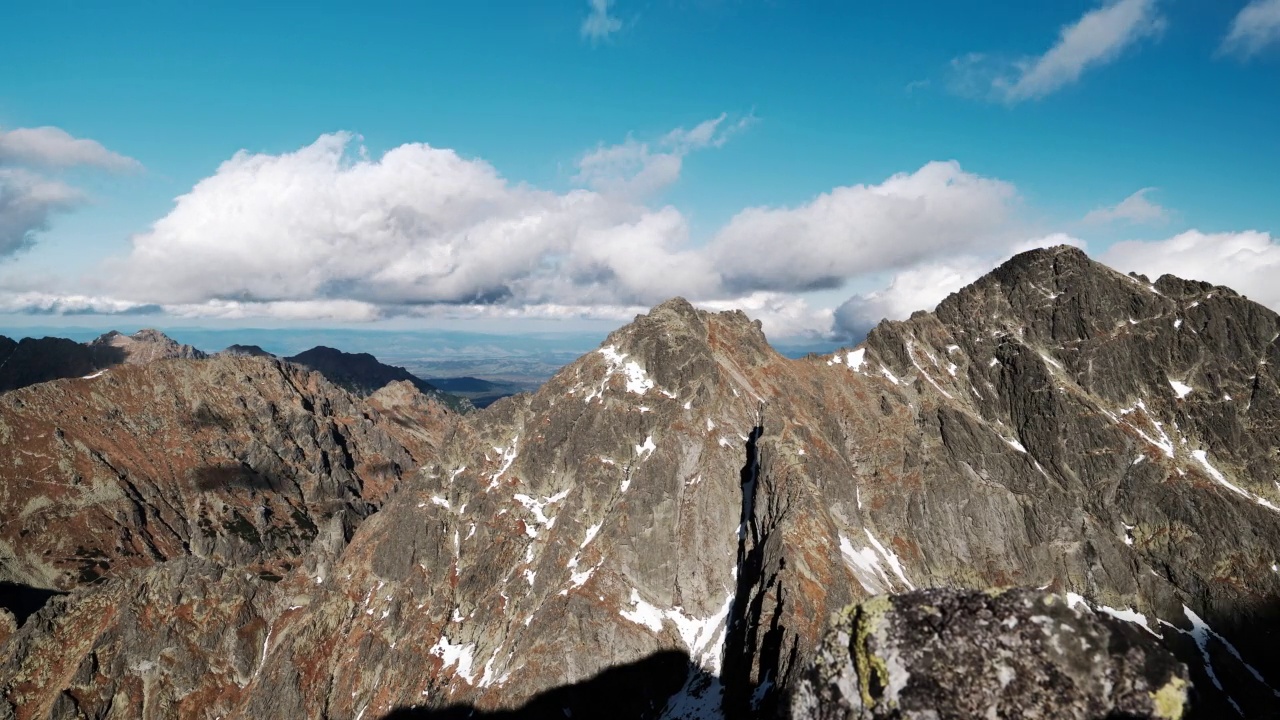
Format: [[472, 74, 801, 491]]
[[0, 355, 456, 593], [787, 588, 1190, 720]]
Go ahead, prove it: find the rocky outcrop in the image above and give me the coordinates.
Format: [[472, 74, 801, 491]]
[[787, 588, 1190, 720], [4, 247, 1280, 719], [88, 329, 207, 364]]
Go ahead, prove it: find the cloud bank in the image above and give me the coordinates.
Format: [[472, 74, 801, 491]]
[[24, 123, 1028, 339], [4, 120, 1277, 345]]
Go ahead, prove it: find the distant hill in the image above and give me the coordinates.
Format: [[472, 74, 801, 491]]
[[220, 344, 275, 357], [286, 346, 471, 412], [425, 375, 525, 408]]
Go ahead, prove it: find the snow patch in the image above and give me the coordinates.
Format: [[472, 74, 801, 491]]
[[588, 345, 656, 400], [1169, 379, 1193, 399], [429, 635, 477, 684], [635, 435, 657, 460], [864, 528, 914, 590], [1192, 449, 1280, 513], [513, 489, 570, 537], [81, 370, 106, 379], [620, 588, 665, 632], [880, 366, 900, 385], [487, 438, 519, 490], [839, 529, 914, 593]]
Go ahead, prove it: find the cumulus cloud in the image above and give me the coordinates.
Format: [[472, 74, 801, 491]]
[[834, 260, 990, 338], [574, 113, 752, 197], [0, 126, 140, 171], [10, 126, 1047, 339], [1082, 188, 1171, 225], [698, 292, 836, 341], [952, 0, 1164, 103], [709, 160, 1019, 293], [833, 234, 1087, 338], [1221, 0, 1280, 58], [0, 169, 85, 257], [104, 130, 721, 311], [1101, 230, 1280, 306], [581, 0, 622, 43]]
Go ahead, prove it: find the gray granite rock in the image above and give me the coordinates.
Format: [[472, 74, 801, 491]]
[[787, 588, 1190, 720]]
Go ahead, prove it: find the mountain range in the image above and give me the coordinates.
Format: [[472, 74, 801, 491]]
[[2, 245, 1279, 718]]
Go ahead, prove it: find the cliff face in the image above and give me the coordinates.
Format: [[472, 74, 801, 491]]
[[3, 246, 1280, 719], [0, 355, 458, 595]]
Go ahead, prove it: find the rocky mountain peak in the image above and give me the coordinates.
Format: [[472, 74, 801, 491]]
[[88, 327, 207, 364]]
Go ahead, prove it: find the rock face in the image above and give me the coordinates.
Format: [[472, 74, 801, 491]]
[[788, 588, 1190, 720], [3, 246, 1280, 719], [0, 355, 458, 595], [286, 345, 472, 412]]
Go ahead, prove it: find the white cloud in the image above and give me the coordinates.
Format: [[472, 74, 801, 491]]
[[953, 0, 1164, 103], [708, 160, 1019, 293], [0, 169, 86, 257], [102, 130, 721, 311], [1082, 188, 1171, 225], [4, 128, 1046, 341], [1221, 0, 1280, 58], [0, 290, 155, 316], [0, 126, 140, 171], [1101, 230, 1280, 306], [1008, 233, 1089, 255], [698, 292, 836, 340], [834, 260, 990, 337], [574, 113, 752, 198], [581, 0, 623, 43], [833, 234, 1087, 337]]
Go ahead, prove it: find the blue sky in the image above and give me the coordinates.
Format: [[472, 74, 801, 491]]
[[1, 0, 1278, 340]]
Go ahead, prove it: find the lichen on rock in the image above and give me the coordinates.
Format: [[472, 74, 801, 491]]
[[788, 587, 1190, 720]]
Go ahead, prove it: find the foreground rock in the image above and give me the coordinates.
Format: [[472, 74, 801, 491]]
[[788, 588, 1189, 720]]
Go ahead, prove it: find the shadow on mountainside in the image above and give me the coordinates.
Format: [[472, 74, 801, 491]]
[[0, 581, 67, 625], [380, 650, 710, 720], [0, 337, 126, 393], [192, 464, 285, 492]]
